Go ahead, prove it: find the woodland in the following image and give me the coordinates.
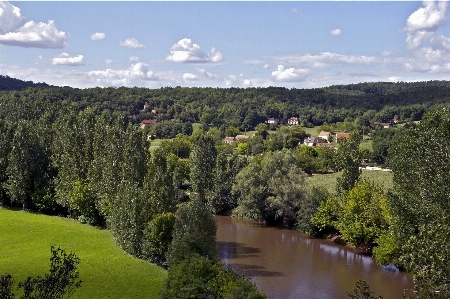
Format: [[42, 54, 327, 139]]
[[0, 76, 450, 298]]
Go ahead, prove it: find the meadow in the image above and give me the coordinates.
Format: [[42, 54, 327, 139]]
[[0, 209, 166, 298], [307, 169, 393, 194]]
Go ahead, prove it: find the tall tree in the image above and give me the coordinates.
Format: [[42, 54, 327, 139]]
[[335, 131, 362, 194], [189, 134, 217, 203], [388, 109, 450, 297]]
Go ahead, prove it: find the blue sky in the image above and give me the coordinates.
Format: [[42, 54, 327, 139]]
[[1, 1, 450, 89]]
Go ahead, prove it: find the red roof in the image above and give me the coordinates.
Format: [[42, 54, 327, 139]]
[[141, 119, 156, 125]]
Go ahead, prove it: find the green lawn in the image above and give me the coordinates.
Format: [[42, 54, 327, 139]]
[[307, 169, 393, 194], [0, 209, 167, 298]]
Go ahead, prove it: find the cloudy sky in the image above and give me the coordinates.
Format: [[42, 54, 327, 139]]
[[2, 1, 450, 89]]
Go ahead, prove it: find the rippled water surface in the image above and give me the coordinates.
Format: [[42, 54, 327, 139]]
[[216, 216, 413, 299]]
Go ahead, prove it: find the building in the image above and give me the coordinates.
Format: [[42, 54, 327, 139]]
[[287, 117, 299, 126]]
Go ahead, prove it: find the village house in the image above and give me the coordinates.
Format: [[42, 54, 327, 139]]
[[223, 134, 250, 144], [223, 136, 236, 144], [287, 117, 299, 126], [266, 118, 278, 125], [318, 131, 332, 143], [235, 135, 250, 141], [304, 136, 319, 146], [335, 133, 350, 143], [374, 122, 394, 129], [140, 119, 157, 129]]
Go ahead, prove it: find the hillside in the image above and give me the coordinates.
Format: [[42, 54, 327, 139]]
[[0, 75, 51, 91], [0, 208, 167, 298]]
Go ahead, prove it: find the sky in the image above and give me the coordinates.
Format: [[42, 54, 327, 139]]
[[2, 1, 450, 89]]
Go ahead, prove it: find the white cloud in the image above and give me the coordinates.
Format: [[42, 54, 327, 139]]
[[52, 53, 84, 66], [166, 38, 223, 63], [403, 47, 450, 73], [243, 79, 252, 86], [224, 75, 237, 86], [183, 73, 198, 82], [272, 52, 376, 68], [263, 63, 270, 69], [271, 65, 308, 82], [88, 62, 159, 85], [129, 56, 140, 62], [198, 68, 217, 79], [0, 1, 25, 34], [105, 59, 113, 66], [330, 28, 342, 36], [90, 32, 105, 41], [120, 38, 145, 49], [0, 20, 68, 49], [0, 2, 68, 49], [405, 0, 448, 49]]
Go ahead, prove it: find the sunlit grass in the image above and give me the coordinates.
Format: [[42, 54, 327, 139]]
[[307, 169, 393, 195], [0, 209, 166, 298]]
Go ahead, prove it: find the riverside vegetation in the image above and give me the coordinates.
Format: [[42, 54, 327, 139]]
[[1, 76, 449, 298]]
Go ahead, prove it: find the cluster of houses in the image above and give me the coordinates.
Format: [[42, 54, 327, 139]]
[[303, 131, 350, 148]]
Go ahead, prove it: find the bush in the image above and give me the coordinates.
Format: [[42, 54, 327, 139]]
[[143, 213, 176, 268]]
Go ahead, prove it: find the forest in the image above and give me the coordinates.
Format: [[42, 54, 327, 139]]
[[0, 76, 449, 298]]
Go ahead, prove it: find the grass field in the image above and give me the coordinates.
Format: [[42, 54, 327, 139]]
[[306, 169, 393, 195], [0, 209, 167, 298]]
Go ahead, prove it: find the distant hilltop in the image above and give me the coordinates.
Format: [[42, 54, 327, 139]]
[[0, 75, 53, 91]]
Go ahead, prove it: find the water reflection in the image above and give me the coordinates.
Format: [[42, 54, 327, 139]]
[[216, 216, 413, 299]]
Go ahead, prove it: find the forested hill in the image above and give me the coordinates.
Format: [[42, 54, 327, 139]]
[[0, 75, 51, 91], [3, 76, 450, 128]]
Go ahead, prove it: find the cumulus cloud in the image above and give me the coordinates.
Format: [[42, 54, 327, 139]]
[[272, 52, 376, 68], [52, 53, 84, 66], [91, 32, 105, 40], [0, 2, 68, 49], [0, 1, 25, 34], [120, 38, 145, 49], [129, 56, 140, 62], [271, 65, 308, 82], [88, 62, 159, 86], [405, 0, 448, 49], [404, 46, 450, 73], [183, 73, 198, 81], [166, 38, 223, 63], [105, 59, 113, 66], [330, 28, 342, 36]]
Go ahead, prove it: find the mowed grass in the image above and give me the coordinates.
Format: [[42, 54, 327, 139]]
[[307, 169, 394, 195], [0, 209, 167, 298]]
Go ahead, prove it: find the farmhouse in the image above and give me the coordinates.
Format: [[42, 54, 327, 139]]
[[287, 117, 299, 126]]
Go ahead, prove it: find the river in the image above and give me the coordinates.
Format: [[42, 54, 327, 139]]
[[216, 216, 414, 299]]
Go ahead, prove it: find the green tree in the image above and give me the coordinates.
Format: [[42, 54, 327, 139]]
[[388, 109, 450, 297], [347, 280, 383, 299], [107, 181, 151, 257], [233, 150, 307, 227], [189, 134, 217, 203], [143, 212, 176, 268], [168, 199, 217, 265], [336, 131, 362, 194]]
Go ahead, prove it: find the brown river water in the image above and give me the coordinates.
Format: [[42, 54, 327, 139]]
[[216, 216, 414, 299]]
